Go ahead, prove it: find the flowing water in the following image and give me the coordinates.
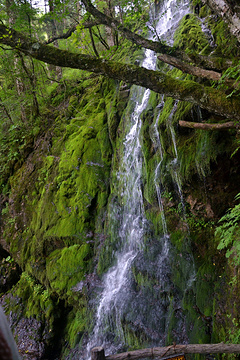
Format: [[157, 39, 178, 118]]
[[85, 0, 192, 358]]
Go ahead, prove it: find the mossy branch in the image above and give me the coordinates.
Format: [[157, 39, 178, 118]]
[[81, 0, 233, 72], [0, 24, 240, 120]]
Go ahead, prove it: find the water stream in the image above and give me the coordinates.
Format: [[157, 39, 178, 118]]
[[85, 0, 191, 357]]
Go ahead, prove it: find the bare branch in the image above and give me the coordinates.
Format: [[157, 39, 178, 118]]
[[158, 54, 222, 81], [81, 0, 191, 61], [102, 344, 240, 360], [45, 19, 102, 45], [179, 120, 237, 130]]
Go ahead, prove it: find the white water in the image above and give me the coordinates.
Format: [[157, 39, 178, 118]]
[[86, 50, 156, 360], [86, 0, 190, 357]]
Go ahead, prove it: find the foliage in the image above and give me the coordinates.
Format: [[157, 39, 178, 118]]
[[14, 272, 56, 328], [209, 19, 240, 57], [218, 61, 240, 98], [173, 13, 210, 53], [0, 0, 240, 357], [216, 193, 240, 264]]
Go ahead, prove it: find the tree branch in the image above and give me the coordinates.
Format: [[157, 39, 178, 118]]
[[45, 19, 102, 44], [45, 24, 77, 44], [89, 27, 99, 57], [0, 24, 240, 121], [158, 54, 240, 88], [157, 54, 222, 81], [43, 0, 235, 74], [179, 120, 237, 130], [104, 344, 240, 360], [81, 0, 173, 55], [81, 0, 233, 72]]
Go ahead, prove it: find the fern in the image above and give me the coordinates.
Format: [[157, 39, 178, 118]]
[[215, 195, 240, 263], [218, 61, 240, 98]]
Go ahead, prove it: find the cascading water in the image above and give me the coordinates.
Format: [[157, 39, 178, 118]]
[[86, 83, 151, 357], [86, 52, 156, 360], [85, 0, 192, 357]]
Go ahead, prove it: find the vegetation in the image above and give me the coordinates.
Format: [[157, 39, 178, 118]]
[[216, 194, 240, 265], [0, 0, 240, 120], [0, 0, 240, 358]]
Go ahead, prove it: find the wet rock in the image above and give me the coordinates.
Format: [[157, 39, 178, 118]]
[[13, 318, 47, 360], [0, 295, 54, 360]]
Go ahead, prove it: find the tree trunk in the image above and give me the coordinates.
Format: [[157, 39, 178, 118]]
[[91, 347, 106, 360], [105, 344, 240, 360], [48, 0, 62, 80]]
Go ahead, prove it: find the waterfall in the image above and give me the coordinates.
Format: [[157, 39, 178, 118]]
[[86, 53, 155, 360], [85, 0, 191, 358]]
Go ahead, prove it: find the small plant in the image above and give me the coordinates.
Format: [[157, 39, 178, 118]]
[[5, 256, 14, 263], [215, 193, 240, 264], [1, 202, 9, 215]]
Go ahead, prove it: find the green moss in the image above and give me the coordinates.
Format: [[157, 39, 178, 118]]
[[177, 127, 233, 180], [210, 20, 240, 57], [145, 207, 165, 236], [132, 266, 159, 291], [174, 14, 210, 53], [11, 272, 56, 328], [169, 230, 187, 252], [122, 325, 149, 351], [2, 76, 115, 297], [182, 289, 211, 346], [199, 5, 211, 18], [106, 98, 120, 145], [158, 97, 175, 125], [63, 307, 88, 349], [46, 244, 91, 298], [195, 263, 215, 315]]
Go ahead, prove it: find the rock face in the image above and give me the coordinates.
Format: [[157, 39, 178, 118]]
[[1, 5, 240, 360]]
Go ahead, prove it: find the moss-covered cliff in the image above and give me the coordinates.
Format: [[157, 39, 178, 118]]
[[1, 1, 240, 359]]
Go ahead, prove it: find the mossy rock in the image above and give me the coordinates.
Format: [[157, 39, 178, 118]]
[[46, 244, 92, 299]]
